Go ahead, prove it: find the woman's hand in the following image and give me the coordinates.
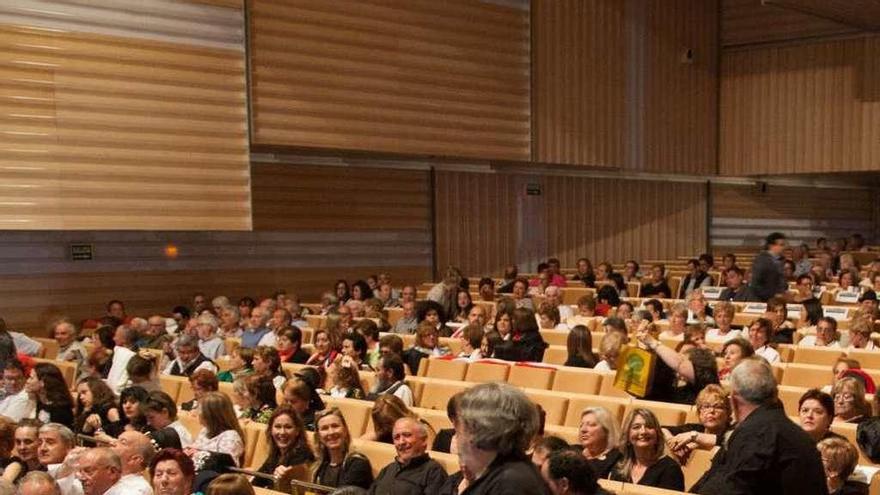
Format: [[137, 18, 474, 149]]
[[93, 432, 117, 446], [273, 465, 294, 480], [667, 431, 697, 452], [635, 320, 656, 349], [84, 414, 102, 431]]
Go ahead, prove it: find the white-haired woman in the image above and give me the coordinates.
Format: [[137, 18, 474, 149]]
[[450, 382, 546, 493], [579, 407, 622, 478]]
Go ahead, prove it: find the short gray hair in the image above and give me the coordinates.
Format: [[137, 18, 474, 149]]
[[456, 382, 538, 456], [89, 447, 122, 470], [196, 313, 219, 330], [18, 471, 60, 495], [730, 357, 777, 405], [394, 416, 428, 439], [175, 334, 199, 349], [38, 423, 74, 447], [581, 406, 620, 450]]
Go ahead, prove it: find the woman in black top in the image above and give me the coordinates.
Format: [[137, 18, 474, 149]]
[[27, 363, 74, 426], [74, 377, 120, 438], [636, 322, 719, 405], [254, 407, 315, 488], [641, 264, 672, 298], [564, 325, 598, 368], [496, 308, 547, 363], [579, 406, 623, 478], [610, 408, 684, 490], [664, 385, 733, 462], [102, 386, 150, 438], [312, 408, 373, 489]]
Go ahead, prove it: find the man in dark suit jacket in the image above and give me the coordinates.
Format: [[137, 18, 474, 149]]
[[749, 232, 788, 302]]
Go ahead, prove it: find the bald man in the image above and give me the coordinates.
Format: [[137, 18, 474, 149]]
[[107, 431, 153, 495], [74, 448, 122, 495]]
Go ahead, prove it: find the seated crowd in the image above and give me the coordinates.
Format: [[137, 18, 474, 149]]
[[0, 233, 878, 494]]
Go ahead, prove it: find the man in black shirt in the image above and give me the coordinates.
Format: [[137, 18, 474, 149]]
[[370, 417, 447, 495], [692, 358, 827, 495], [749, 232, 788, 302], [719, 267, 751, 302]]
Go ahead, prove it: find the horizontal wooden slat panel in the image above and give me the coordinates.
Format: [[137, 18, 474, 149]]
[[720, 36, 880, 175], [722, 0, 857, 47], [249, 0, 530, 161], [711, 183, 874, 247], [252, 163, 431, 231], [0, 21, 250, 230]]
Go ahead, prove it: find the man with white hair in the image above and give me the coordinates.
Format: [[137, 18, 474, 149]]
[[74, 448, 122, 495], [369, 417, 447, 495], [106, 431, 153, 495], [195, 314, 225, 360], [54, 321, 87, 369], [543, 286, 573, 321], [692, 358, 827, 494], [138, 315, 172, 350], [240, 306, 270, 349], [18, 471, 62, 495]]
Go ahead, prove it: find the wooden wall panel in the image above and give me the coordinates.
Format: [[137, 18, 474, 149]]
[[722, 0, 856, 47], [720, 36, 880, 175], [434, 170, 707, 277], [532, 0, 718, 174], [711, 183, 874, 248], [531, 0, 627, 168], [252, 163, 431, 231], [0, 230, 432, 333], [249, 0, 531, 161], [434, 171, 519, 278], [544, 177, 708, 266], [642, 0, 719, 175], [0, 1, 249, 230]]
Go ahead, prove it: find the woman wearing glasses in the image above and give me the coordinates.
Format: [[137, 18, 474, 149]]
[[831, 377, 871, 424], [663, 385, 733, 462]]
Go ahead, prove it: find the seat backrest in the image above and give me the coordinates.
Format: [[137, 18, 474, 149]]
[[683, 448, 718, 492], [543, 424, 580, 444], [351, 439, 397, 478], [159, 376, 183, 404], [464, 361, 510, 383], [849, 350, 880, 370], [777, 385, 808, 417], [507, 365, 555, 390], [419, 379, 471, 410], [781, 363, 833, 388], [33, 358, 77, 390], [540, 330, 569, 346], [425, 359, 468, 381], [564, 394, 630, 427], [305, 315, 326, 330], [34, 338, 58, 359], [599, 371, 633, 399], [244, 422, 268, 469], [322, 396, 372, 438], [542, 346, 568, 365], [521, 389, 570, 426], [620, 482, 685, 495], [430, 451, 460, 475], [626, 400, 690, 426], [793, 346, 845, 366], [411, 406, 453, 433], [551, 366, 603, 395]]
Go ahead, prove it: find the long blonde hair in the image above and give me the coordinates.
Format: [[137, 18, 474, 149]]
[[615, 408, 664, 480]]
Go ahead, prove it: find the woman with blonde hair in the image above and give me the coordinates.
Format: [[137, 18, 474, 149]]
[[817, 436, 868, 495], [594, 332, 624, 372], [610, 408, 684, 490], [664, 385, 733, 461], [832, 377, 871, 424], [579, 406, 621, 478], [312, 408, 373, 489], [187, 392, 245, 469]]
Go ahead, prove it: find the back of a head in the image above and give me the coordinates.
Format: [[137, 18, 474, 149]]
[[546, 447, 599, 495], [18, 471, 61, 495], [205, 474, 254, 495], [730, 358, 777, 405]]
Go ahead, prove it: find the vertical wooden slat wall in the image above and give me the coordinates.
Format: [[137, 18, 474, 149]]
[[434, 170, 519, 278], [711, 184, 875, 248], [531, 0, 627, 168], [532, 0, 718, 174], [0, 0, 250, 230], [543, 177, 708, 266], [642, 0, 719, 175], [248, 0, 531, 161], [720, 36, 880, 175], [434, 170, 707, 276], [721, 0, 856, 47]]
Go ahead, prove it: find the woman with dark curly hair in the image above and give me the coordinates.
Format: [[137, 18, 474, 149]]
[[27, 362, 74, 426]]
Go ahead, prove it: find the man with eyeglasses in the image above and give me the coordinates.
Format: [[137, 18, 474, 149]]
[[798, 317, 841, 348], [74, 448, 122, 495], [749, 232, 788, 302], [0, 359, 34, 421]]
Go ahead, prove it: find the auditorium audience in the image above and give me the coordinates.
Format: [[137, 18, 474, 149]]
[[750, 232, 789, 302], [2, 419, 41, 483], [641, 264, 670, 298], [686, 291, 715, 326], [609, 408, 684, 490], [679, 258, 712, 298], [54, 320, 87, 370], [326, 355, 366, 399], [579, 406, 622, 478], [511, 277, 534, 310], [253, 407, 315, 488], [572, 258, 596, 287], [363, 394, 416, 444], [705, 302, 742, 343], [241, 306, 270, 349], [766, 297, 796, 344], [253, 346, 288, 389], [144, 391, 192, 447], [238, 375, 277, 424], [109, 430, 154, 495], [313, 408, 373, 489], [455, 324, 484, 361], [594, 332, 624, 372], [658, 304, 687, 340], [848, 319, 877, 351], [637, 321, 719, 404], [495, 308, 547, 363], [542, 447, 604, 495]]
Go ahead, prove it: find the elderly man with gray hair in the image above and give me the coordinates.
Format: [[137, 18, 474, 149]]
[[18, 471, 61, 495], [692, 358, 827, 494], [543, 286, 573, 322], [369, 417, 447, 495], [446, 382, 547, 494], [163, 334, 217, 376], [74, 448, 122, 495]]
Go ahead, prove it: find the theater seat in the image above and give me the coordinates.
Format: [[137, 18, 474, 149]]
[[521, 389, 570, 426], [322, 396, 372, 437], [599, 372, 632, 399], [564, 395, 630, 427], [626, 399, 690, 426], [464, 361, 509, 383], [425, 358, 468, 381], [351, 439, 397, 477], [848, 350, 880, 370], [507, 364, 555, 390], [245, 422, 268, 469], [544, 424, 579, 444], [552, 366, 603, 395], [418, 378, 470, 410], [793, 346, 845, 366], [542, 346, 568, 365], [683, 448, 717, 491], [781, 363, 833, 389], [777, 385, 808, 417]]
